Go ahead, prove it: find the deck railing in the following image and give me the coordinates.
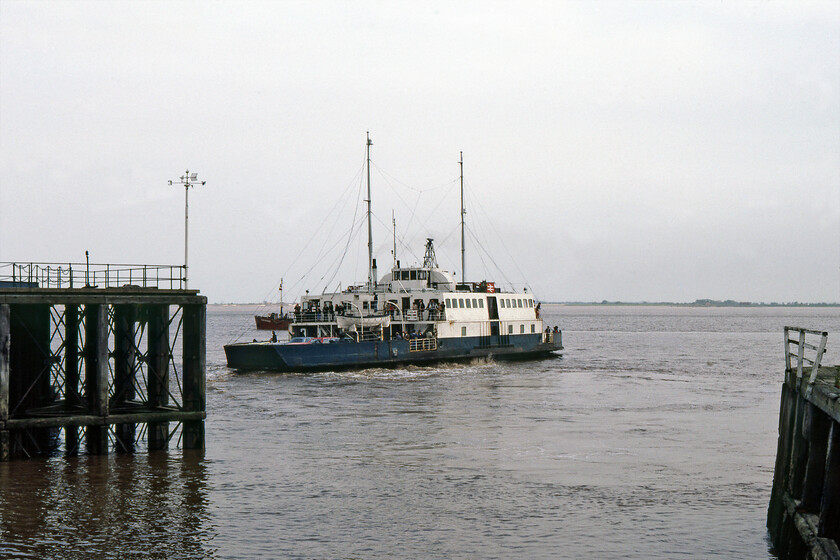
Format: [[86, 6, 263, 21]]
[[542, 331, 563, 344], [784, 326, 828, 384], [409, 338, 438, 352], [291, 308, 446, 323], [0, 262, 186, 290]]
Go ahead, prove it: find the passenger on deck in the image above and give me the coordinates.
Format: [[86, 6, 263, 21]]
[[428, 300, 438, 319]]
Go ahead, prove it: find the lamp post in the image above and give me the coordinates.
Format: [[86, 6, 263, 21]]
[[168, 170, 205, 289]]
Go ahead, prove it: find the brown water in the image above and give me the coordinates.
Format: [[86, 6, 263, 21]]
[[1, 305, 838, 559]]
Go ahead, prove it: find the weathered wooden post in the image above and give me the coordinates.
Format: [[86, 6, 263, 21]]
[[789, 384, 809, 498], [147, 304, 170, 451], [800, 403, 831, 511], [769, 378, 793, 537], [820, 422, 840, 541]]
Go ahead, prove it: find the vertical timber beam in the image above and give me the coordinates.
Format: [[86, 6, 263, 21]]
[[147, 304, 170, 451], [800, 403, 831, 512], [789, 382, 809, 499], [112, 304, 136, 452], [768, 380, 793, 538], [84, 304, 109, 454], [182, 303, 205, 450], [0, 304, 9, 461], [820, 421, 840, 541], [64, 304, 80, 455]]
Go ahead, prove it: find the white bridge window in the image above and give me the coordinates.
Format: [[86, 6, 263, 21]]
[[461, 326, 467, 337]]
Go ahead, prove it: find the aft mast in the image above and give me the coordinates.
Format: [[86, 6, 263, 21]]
[[366, 131, 374, 293], [460, 151, 465, 286]]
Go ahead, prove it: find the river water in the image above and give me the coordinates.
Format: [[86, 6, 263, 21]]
[[1, 304, 838, 559]]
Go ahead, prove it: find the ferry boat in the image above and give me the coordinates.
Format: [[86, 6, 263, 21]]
[[224, 135, 562, 372]]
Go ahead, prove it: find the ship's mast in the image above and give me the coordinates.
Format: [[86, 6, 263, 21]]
[[459, 151, 465, 286], [392, 210, 397, 268], [366, 131, 374, 292]]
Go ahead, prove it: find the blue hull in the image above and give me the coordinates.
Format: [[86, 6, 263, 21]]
[[224, 334, 562, 372]]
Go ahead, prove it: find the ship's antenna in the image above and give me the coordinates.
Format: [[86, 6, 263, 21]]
[[366, 131, 374, 292], [459, 151, 465, 286], [392, 210, 397, 268]]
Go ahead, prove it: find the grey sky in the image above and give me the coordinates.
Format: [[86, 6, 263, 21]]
[[1, 1, 838, 304]]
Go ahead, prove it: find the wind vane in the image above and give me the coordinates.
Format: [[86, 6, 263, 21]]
[[168, 170, 206, 289]]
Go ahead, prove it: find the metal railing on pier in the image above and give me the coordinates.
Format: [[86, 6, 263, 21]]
[[0, 262, 186, 290]]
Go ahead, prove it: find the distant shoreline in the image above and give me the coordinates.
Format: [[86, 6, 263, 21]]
[[546, 300, 840, 307]]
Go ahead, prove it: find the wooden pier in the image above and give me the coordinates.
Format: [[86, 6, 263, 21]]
[[768, 327, 840, 559], [0, 262, 206, 461]]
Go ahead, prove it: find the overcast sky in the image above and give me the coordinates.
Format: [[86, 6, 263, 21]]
[[1, 1, 838, 304]]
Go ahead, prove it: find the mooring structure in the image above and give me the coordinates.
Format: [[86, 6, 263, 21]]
[[768, 327, 839, 559], [0, 261, 206, 461]]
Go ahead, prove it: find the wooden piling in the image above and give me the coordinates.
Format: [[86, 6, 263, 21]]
[[821, 422, 840, 542]]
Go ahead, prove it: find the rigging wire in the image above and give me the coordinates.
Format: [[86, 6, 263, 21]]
[[230, 157, 367, 343], [320, 217, 367, 293], [372, 162, 456, 193], [462, 177, 531, 291], [283, 160, 366, 289]]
